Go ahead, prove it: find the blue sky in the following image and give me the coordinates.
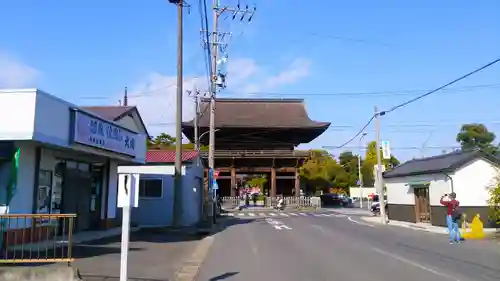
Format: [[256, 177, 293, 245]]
[[0, 0, 499, 161]]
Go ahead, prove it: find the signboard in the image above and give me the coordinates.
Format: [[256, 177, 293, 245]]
[[381, 140, 391, 160], [117, 174, 139, 208], [72, 110, 138, 156], [214, 170, 220, 178]]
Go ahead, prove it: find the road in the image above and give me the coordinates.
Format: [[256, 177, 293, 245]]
[[195, 211, 500, 281]]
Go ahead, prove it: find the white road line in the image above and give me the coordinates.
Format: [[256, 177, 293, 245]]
[[371, 247, 460, 281], [248, 213, 255, 217], [298, 213, 307, 216], [348, 216, 375, 227], [227, 213, 235, 216], [258, 213, 266, 217], [289, 213, 299, 216], [279, 213, 289, 217], [269, 213, 277, 216], [322, 214, 334, 217], [313, 214, 324, 217], [333, 214, 347, 217], [237, 213, 246, 217]]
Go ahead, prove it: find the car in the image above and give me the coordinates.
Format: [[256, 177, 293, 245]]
[[320, 193, 343, 207], [340, 196, 353, 207]]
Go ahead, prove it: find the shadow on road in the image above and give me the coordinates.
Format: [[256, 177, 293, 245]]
[[208, 271, 239, 281]]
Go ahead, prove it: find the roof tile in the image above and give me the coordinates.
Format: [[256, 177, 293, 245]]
[[146, 150, 199, 164], [82, 106, 135, 121]]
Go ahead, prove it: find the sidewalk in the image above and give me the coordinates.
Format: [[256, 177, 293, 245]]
[[41, 228, 207, 281], [361, 216, 498, 236]]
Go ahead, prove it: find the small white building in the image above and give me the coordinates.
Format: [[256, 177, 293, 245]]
[[0, 89, 148, 238], [383, 149, 499, 228], [118, 150, 204, 227]]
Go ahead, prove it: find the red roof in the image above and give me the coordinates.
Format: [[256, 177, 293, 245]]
[[146, 150, 199, 164]]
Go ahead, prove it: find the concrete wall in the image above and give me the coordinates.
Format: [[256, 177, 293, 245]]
[[121, 161, 204, 227], [349, 187, 376, 198]]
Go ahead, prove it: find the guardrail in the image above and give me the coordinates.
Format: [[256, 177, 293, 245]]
[[0, 213, 76, 264], [221, 196, 321, 209]]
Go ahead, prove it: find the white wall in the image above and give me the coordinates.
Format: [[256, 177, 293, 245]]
[[452, 158, 498, 207], [0, 90, 37, 140], [349, 187, 376, 198], [385, 173, 450, 206], [33, 91, 147, 163]]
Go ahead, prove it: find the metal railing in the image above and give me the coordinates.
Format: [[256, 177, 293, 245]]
[[221, 196, 321, 209], [0, 213, 76, 264]]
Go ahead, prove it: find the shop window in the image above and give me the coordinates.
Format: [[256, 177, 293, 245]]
[[37, 170, 53, 214], [139, 179, 163, 198]]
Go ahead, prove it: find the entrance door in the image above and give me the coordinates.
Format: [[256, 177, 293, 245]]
[[61, 170, 93, 232], [414, 187, 431, 223]]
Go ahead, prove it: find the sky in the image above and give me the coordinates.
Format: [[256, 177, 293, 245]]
[[1, 0, 499, 161]]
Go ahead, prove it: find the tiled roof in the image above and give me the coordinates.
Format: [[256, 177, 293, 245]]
[[82, 105, 150, 137], [146, 150, 199, 164], [182, 98, 330, 128], [82, 106, 135, 121], [383, 149, 500, 179]]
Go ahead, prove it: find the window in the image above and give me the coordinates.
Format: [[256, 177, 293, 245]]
[[139, 179, 163, 198]]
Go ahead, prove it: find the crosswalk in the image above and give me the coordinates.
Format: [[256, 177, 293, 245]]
[[221, 212, 347, 219]]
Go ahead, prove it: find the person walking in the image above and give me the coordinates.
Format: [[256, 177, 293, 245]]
[[440, 192, 461, 244]]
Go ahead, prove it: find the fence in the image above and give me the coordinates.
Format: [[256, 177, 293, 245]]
[[0, 213, 76, 264], [221, 196, 321, 209]]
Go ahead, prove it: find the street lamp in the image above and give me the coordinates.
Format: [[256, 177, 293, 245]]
[[358, 132, 368, 209]]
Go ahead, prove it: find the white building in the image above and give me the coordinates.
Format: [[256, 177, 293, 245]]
[[0, 89, 148, 235], [117, 150, 204, 227], [383, 149, 499, 228]]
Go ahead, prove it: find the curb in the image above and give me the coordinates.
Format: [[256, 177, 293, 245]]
[[172, 221, 226, 281]]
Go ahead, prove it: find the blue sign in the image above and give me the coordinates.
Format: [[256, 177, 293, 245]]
[[212, 180, 219, 190], [72, 111, 138, 156]]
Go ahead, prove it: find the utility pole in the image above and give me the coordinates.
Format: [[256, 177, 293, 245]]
[[206, 0, 256, 225], [171, 0, 185, 227], [188, 88, 201, 151], [358, 132, 367, 209], [374, 106, 387, 224]]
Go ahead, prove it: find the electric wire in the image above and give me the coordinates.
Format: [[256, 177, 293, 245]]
[[333, 57, 500, 149]]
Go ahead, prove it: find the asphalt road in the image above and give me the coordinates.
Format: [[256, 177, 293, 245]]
[[195, 212, 500, 281]]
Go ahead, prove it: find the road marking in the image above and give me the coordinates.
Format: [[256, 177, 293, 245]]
[[298, 213, 307, 216], [258, 213, 266, 217], [348, 216, 375, 227], [265, 218, 292, 230], [313, 214, 324, 217], [237, 213, 245, 217], [273, 224, 292, 230], [269, 213, 277, 216], [289, 213, 299, 216], [226, 213, 235, 216], [248, 212, 255, 216], [279, 213, 289, 217], [333, 214, 346, 217], [371, 247, 461, 281]]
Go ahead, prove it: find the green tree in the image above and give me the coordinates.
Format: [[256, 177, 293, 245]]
[[154, 133, 176, 146], [488, 174, 500, 227], [299, 150, 351, 194], [247, 175, 268, 189], [456, 123, 497, 154], [338, 151, 360, 187]]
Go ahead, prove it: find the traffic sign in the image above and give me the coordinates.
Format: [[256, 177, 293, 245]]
[[381, 140, 391, 160], [214, 170, 220, 178]]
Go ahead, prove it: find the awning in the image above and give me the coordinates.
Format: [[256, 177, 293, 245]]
[[407, 181, 431, 186]]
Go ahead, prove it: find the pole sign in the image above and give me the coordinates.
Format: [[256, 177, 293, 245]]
[[117, 174, 139, 208], [381, 140, 391, 160]]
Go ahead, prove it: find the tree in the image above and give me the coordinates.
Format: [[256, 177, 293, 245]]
[[247, 175, 268, 189], [338, 151, 360, 187], [360, 141, 400, 187], [488, 174, 500, 227], [154, 133, 176, 146], [456, 123, 497, 154]]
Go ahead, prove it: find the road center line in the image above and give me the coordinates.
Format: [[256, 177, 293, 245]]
[[371, 247, 461, 281]]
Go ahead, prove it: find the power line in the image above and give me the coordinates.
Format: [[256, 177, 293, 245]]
[[335, 57, 500, 148], [385, 58, 500, 114]]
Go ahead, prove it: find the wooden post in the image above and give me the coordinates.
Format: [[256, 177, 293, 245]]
[[295, 168, 300, 197], [230, 167, 236, 197], [271, 167, 277, 197]]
